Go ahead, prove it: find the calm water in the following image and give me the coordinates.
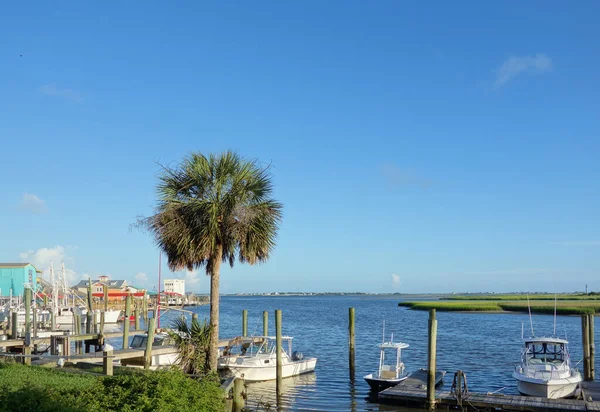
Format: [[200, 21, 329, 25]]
[[146, 296, 596, 411]]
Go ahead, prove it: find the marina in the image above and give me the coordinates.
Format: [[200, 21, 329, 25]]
[[0, 294, 598, 411]]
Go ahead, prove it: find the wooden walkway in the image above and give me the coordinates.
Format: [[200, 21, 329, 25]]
[[379, 370, 600, 411]]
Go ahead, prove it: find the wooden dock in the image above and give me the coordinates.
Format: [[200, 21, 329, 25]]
[[378, 369, 600, 411]]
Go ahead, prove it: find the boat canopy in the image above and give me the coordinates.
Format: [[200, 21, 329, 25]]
[[524, 337, 568, 345], [378, 342, 409, 350]]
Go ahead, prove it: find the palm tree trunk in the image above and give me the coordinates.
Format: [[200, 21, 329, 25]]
[[208, 246, 222, 371]]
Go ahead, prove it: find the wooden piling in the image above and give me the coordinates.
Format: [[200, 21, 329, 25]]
[[589, 312, 595, 381], [583, 314, 591, 381], [93, 312, 98, 334], [63, 336, 70, 357], [50, 309, 55, 331], [143, 295, 149, 326], [75, 314, 81, 354], [23, 345, 32, 366], [103, 349, 114, 376], [263, 311, 268, 336], [11, 311, 18, 339], [87, 278, 93, 312], [275, 309, 282, 400], [123, 294, 131, 349], [242, 309, 248, 337], [100, 311, 105, 335], [86, 312, 93, 353], [427, 309, 438, 410], [24, 288, 31, 346], [134, 308, 140, 331], [103, 284, 108, 312], [32, 307, 37, 339], [86, 312, 93, 334], [233, 377, 245, 412], [349, 307, 355, 382], [144, 317, 156, 370]]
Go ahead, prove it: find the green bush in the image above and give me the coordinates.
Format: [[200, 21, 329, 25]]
[[0, 362, 224, 412]]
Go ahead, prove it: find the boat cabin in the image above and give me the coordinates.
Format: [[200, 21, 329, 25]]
[[523, 337, 568, 367], [378, 342, 409, 379], [221, 336, 301, 361]]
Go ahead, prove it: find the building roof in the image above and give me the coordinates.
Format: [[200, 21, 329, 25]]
[[73, 279, 128, 289], [0, 263, 41, 273]]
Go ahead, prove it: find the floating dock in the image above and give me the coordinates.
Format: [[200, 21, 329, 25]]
[[378, 369, 600, 411]]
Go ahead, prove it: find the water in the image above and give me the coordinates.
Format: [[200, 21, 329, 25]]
[[154, 295, 596, 411]]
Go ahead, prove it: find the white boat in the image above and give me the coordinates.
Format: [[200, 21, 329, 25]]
[[513, 336, 582, 398], [121, 332, 179, 369], [364, 340, 410, 392], [218, 335, 317, 382]]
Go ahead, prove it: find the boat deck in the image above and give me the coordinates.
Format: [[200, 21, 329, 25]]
[[378, 370, 600, 411]]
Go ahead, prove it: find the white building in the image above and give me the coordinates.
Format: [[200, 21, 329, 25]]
[[164, 279, 186, 306], [164, 279, 185, 296]]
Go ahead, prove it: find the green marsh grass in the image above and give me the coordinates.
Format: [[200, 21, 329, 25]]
[[398, 300, 600, 315]]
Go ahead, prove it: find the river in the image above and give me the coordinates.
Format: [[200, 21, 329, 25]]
[[155, 295, 596, 411]]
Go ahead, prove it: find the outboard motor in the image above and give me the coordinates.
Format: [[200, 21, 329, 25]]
[[292, 351, 303, 361]]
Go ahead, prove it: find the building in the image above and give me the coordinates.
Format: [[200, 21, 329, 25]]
[[164, 279, 185, 296], [163, 279, 185, 305], [73, 276, 138, 301], [0, 263, 41, 297]]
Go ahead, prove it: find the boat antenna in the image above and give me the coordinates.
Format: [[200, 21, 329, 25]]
[[553, 293, 557, 336], [527, 294, 534, 337], [521, 322, 524, 340], [382, 319, 385, 344]]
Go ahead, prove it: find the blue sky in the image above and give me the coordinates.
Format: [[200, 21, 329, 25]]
[[1, 2, 599, 294]]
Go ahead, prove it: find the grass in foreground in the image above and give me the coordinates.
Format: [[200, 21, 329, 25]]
[[398, 300, 600, 315], [0, 362, 224, 412]]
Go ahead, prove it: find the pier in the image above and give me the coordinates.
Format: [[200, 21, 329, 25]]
[[379, 369, 600, 411]]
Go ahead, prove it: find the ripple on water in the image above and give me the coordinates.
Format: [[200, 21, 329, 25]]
[[154, 296, 597, 411]]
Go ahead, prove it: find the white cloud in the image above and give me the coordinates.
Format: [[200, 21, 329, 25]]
[[185, 269, 201, 286], [381, 164, 432, 189], [494, 53, 552, 87], [135, 272, 149, 285], [19, 193, 47, 214], [19, 246, 78, 285], [40, 83, 83, 102], [391, 273, 401, 288]]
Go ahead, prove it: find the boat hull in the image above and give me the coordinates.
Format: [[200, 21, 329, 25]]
[[364, 373, 409, 392], [221, 358, 317, 382], [514, 374, 581, 399]]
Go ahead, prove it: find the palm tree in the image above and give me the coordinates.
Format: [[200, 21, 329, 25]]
[[141, 151, 282, 371], [168, 317, 212, 375]]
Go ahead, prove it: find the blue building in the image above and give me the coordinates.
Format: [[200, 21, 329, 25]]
[[0, 263, 41, 297]]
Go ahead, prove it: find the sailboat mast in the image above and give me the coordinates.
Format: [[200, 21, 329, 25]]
[[50, 262, 58, 316], [61, 262, 68, 307], [527, 294, 534, 337]]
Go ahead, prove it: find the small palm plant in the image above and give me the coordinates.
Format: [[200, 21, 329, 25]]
[[168, 317, 212, 376]]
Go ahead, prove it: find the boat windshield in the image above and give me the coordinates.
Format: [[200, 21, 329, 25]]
[[525, 342, 565, 363], [130, 335, 171, 349]]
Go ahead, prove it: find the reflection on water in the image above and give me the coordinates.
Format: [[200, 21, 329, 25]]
[[244, 373, 317, 410], [133, 296, 597, 411]]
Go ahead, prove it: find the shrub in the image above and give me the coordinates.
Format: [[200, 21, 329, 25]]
[[0, 362, 223, 412]]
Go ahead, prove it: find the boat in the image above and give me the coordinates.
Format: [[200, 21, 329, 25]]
[[513, 296, 582, 399], [364, 339, 411, 392], [513, 336, 582, 398], [121, 331, 179, 369], [218, 335, 317, 382]]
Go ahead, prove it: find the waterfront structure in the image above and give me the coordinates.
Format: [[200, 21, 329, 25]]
[[0, 263, 41, 297]]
